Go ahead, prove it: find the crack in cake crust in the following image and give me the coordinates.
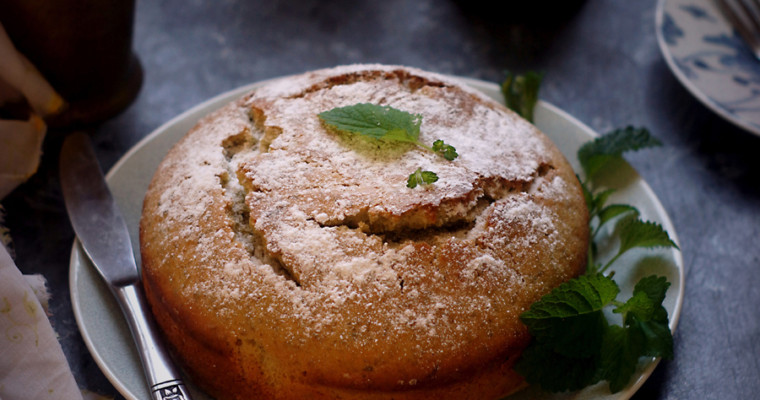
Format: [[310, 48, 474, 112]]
[[222, 97, 559, 290]]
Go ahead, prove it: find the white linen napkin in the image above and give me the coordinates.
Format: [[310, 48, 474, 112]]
[[0, 115, 46, 199], [0, 244, 84, 400]]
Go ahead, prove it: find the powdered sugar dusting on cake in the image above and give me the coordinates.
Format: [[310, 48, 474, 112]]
[[141, 65, 588, 358]]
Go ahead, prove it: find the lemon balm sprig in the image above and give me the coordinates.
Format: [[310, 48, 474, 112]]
[[501, 70, 543, 123], [318, 103, 458, 187], [406, 167, 438, 188], [577, 127, 676, 274], [515, 129, 679, 394], [318, 103, 458, 160], [502, 71, 679, 394]]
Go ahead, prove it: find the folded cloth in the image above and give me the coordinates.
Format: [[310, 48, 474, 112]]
[[0, 115, 46, 199], [0, 244, 84, 400]]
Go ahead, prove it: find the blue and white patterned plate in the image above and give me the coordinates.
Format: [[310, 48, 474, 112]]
[[656, 0, 760, 136]]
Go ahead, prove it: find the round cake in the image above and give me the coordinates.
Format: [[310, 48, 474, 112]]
[[139, 64, 589, 400]]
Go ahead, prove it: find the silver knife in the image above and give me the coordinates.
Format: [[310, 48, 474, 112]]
[[60, 132, 192, 400]]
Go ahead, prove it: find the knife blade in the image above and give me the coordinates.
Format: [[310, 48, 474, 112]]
[[60, 132, 193, 400]]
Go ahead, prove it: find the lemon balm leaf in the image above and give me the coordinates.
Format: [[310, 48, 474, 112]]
[[598, 204, 639, 228], [598, 277, 673, 392], [594, 204, 639, 237], [631, 275, 670, 308], [319, 103, 457, 161], [599, 215, 678, 274], [516, 340, 601, 392], [520, 274, 618, 357], [596, 324, 643, 393], [407, 168, 438, 188], [520, 274, 620, 322], [516, 274, 617, 389], [432, 139, 459, 160], [518, 274, 673, 394], [617, 215, 679, 254], [578, 127, 661, 184], [318, 103, 421, 142], [501, 70, 543, 122], [616, 276, 673, 359], [319, 104, 455, 188]]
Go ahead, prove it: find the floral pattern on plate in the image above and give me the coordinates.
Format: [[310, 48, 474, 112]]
[[656, 0, 760, 136]]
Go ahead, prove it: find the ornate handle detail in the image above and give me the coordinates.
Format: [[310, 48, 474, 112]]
[[113, 284, 193, 400], [152, 380, 191, 400]]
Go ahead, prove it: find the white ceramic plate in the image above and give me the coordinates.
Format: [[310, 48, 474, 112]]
[[70, 76, 684, 400], [656, 0, 760, 136]]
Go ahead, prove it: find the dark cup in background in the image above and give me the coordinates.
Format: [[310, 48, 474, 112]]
[[0, 0, 143, 128]]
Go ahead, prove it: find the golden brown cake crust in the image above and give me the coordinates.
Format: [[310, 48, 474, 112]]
[[139, 64, 589, 400]]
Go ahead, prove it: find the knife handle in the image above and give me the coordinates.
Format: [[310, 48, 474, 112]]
[[113, 283, 193, 400]]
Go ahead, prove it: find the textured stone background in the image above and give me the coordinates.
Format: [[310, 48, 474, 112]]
[[3, 0, 759, 399]]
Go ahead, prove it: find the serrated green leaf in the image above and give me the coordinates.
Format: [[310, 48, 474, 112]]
[[518, 273, 675, 393], [521, 274, 618, 357], [578, 127, 661, 183], [319, 103, 421, 142], [599, 216, 678, 274], [616, 276, 673, 360], [632, 275, 671, 307], [634, 318, 673, 359], [629, 316, 673, 360], [617, 215, 679, 255], [432, 139, 459, 161], [517, 275, 618, 391], [515, 341, 601, 392], [521, 274, 620, 322], [501, 70, 543, 122], [591, 189, 617, 213], [597, 324, 644, 393], [406, 167, 438, 188], [320, 103, 458, 164], [596, 204, 639, 234], [614, 291, 654, 319]]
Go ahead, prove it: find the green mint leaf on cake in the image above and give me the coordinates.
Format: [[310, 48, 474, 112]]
[[318, 103, 458, 161], [407, 168, 438, 188], [431, 139, 459, 161], [501, 70, 543, 122], [578, 126, 662, 185], [318, 103, 422, 143]]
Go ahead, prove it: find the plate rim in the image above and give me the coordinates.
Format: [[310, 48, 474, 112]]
[[69, 75, 684, 400], [655, 0, 760, 136]]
